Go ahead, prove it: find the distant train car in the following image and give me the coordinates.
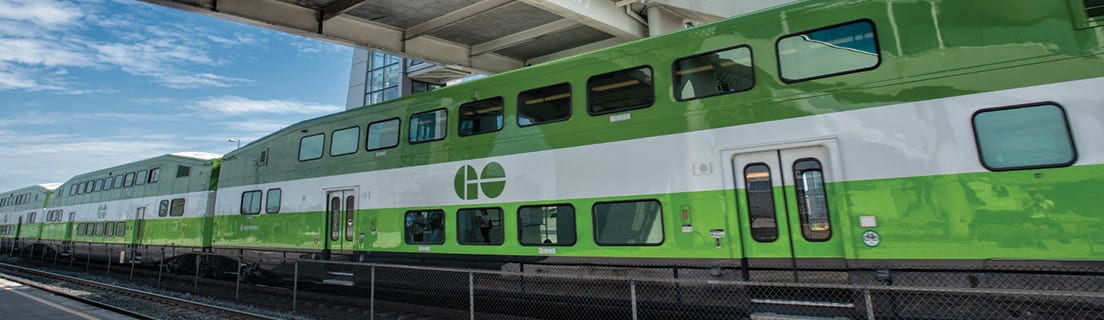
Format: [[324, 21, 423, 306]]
[[209, 0, 1104, 288], [49, 153, 221, 266], [0, 184, 60, 255]]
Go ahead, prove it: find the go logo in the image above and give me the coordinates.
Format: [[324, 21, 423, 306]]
[[454, 162, 506, 200]]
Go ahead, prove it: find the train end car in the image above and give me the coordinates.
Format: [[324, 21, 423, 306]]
[[0, 183, 61, 255]]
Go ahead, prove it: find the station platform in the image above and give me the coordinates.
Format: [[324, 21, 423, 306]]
[[0, 277, 136, 320]]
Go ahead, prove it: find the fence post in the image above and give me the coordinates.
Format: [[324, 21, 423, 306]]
[[236, 260, 242, 301], [85, 243, 91, 270], [105, 245, 112, 275], [157, 248, 164, 286], [292, 261, 299, 313], [370, 265, 375, 320], [469, 271, 475, 320], [194, 254, 201, 292], [130, 251, 136, 280], [631, 281, 638, 320], [864, 289, 875, 320]]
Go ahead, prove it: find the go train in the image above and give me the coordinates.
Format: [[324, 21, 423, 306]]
[[2, 0, 1103, 292]]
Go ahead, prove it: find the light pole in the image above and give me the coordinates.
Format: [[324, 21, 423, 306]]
[[228, 138, 241, 149]]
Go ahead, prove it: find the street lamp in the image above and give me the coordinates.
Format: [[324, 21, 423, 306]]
[[228, 138, 241, 149]]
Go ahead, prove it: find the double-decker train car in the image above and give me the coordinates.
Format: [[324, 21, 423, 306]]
[[209, 0, 1104, 288], [48, 152, 221, 266], [0, 184, 60, 254]]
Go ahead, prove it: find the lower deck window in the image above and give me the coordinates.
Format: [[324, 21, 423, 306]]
[[405, 210, 445, 244], [170, 198, 185, 217], [457, 208, 503, 245], [518, 204, 575, 246], [593, 200, 663, 245]]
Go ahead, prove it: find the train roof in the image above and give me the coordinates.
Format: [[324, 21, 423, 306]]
[[64, 152, 221, 183]]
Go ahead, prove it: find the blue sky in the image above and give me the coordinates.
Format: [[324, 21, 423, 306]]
[[0, 0, 353, 192]]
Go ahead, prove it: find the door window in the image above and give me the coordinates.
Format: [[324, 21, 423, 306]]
[[793, 159, 831, 241]]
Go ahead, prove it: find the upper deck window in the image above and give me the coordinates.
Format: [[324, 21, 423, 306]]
[[674, 46, 754, 101], [409, 109, 447, 144], [587, 66, 654, 115], [330, 126, 360, 157], [518, 83, 571, 127], [777, 20, 879, 82], [973, 103, 1076, 170], [299, 133, 325, 161], [459, 97, 504, 136], [136, 170, 148, 186], [149, 167, 160, 183], [366, 118, 400, 151]]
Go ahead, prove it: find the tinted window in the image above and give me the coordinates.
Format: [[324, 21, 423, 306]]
[[405, 210, 445, 244], [149, 167, 161, 183], [95, 222, 104, 236], [105, 222, 115, 237], [170, 198, 185, 217], [299, 133, 325, 161], [136, 170, 148, 186], [241, 191, 262, 215], [459, 97, 504, 136], [457, 208, 503, 245], [366, 118, 400, 151], [116, 222, 126, 237], [124, 172, 136, 187], [674, 46, 754, 101], [794, 159, 831, 241], [94, 179, 104, 192], [176, 165, 191, 178], [331, 126, 360, 156], [158, 200, 169, 217], [518, 83, 571, 126], [973, 104, 1076, 170], [409, 109, 447, 143], [113, 175, 124, 189], [587, 66, 654, 115], [778, 20, 879, 82], [744, 163, 778, 242], [518, 204, 575, 246], [266, 189, 282, 214], [593, 200, 663, 245]]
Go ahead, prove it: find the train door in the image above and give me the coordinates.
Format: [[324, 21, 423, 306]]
[[65, 212, 75, 249], [323, 189, 357, 259], [132, 207, 146, 258], [731, 144, 846, 282]]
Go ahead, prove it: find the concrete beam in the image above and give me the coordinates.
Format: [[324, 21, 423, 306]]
[[527, 37, 627, 65], [644, 0, 797, 18], [321, 0, 368, 21], [518, 0, 647, 40], [471, 19, 578, 56], [405, 0, 515, 40]]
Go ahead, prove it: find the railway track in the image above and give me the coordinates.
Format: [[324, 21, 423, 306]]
[[0, 262, 282, 320]]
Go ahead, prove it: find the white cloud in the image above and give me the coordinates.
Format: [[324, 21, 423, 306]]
[[221, 119, 293, 133], [0, 0, 82, 29], [192, 96, 343, 115]]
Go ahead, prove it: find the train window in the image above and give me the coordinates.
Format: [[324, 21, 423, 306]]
[[345, 196, 355, 241], [158, 200, 169, 217], [330, 126, 360, 157], [149, 167, 161, 183], [457, 208, 503, 245], [409, 109, 447, 144], [777, 20, 879, 83], [102, 179, 111, 191], [593, 200, 663, 246], [518, 204, 576, 246], [793, 159, 831, 241], [170, 198, 185, 217], [404, 210, 445, 245], [177, 165, 191, 178], [136, 170, 148, 186], [113, 175, 124, 189], [299, 133, 325, 161], [674, 46, 754, 101], [366, 118, 400, 151], [106, 222, 115, 237], [124, 172, 136, 187], [116, 222, 126, 237], [458, 97, 504, 137], [972, 103, 1076, 171], [94, 179, 103, 192], [588, 66, 654, 115], [744, 163, 779, 242], [84, 181, 93, 193], [29, 212, 36, 223], [266, 189, 282, 214], [95, 222, 105, 236], [240, 190, 262, 215], [518, 83, 571, 127]]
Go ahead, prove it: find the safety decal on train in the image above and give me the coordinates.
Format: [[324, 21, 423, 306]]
[[454, 162, 505, 200]]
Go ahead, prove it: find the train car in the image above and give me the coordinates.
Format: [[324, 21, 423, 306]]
[[50, 152, 221, 267], [211, 0, 1104, 288], [0, 184, 60, 255]]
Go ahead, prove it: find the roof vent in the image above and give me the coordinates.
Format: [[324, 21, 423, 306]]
[[1087, 0, 1104, 19]]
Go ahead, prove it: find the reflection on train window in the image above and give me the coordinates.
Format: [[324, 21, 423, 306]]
[[593, 200, 663, 245], [96, 222, 105, 236], [793, 159, 831, 241], [459, 97, 504, 136], [778, 20, 879, 82], [136, 170, 148, 186], [409, 109, 447, 144], [331, 126, 360, 157], [405, 210, 445, 244], [457, 208, 503, 245], [106, 222, 115, 237], [973, 104, 1076, 171], [240, 190, 262, 215], [158, 200, 169, 217], [149, 167, 161, 183], [518, 83, 571, 127], [116, 222, 126, 237], [170, 198, 186, 217], [266, 189, 282, 214], [113, 175, 124, 189], [518, 204, 575, 246], [299, 133, 325, 161], [744, 163, 779, 242], [588, 66, 654, 115], [367, 118, 400, 151], [124, 172, 136, 187], [674, 46, 754, 101]]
